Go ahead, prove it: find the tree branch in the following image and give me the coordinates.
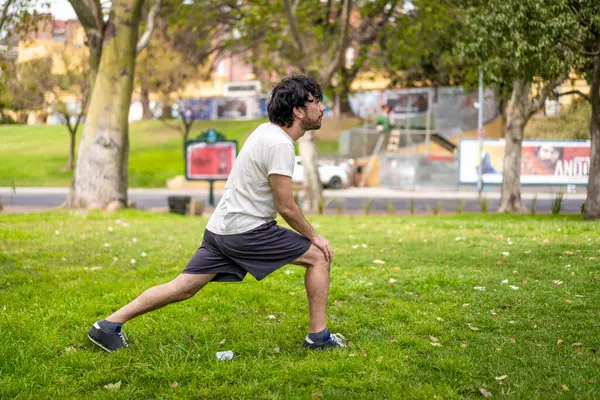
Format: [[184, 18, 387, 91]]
[[283, 0, 308, 69], [528, 73, 568, 117], [68, 0, 104, 33], [322, 0, 352, 83], [583, 48, 600, 56], [0, 0, 15, 33], [556, 89, 591, 103], [136, 0, 161, 56]]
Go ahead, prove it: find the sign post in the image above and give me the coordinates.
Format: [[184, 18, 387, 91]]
[[477, 71, 485, 196], [185, 129, 237, 206]]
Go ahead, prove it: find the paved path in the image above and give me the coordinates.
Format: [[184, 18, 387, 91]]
[[0, 186, 587, 214]]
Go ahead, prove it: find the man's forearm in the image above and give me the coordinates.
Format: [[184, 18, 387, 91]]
[[279, 203, 317, 240]]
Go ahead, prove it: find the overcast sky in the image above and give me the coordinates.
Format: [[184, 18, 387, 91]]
[[47, 0, 77, 20]]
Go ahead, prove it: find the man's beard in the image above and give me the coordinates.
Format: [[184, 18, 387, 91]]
[[301, 116, 322, 131]]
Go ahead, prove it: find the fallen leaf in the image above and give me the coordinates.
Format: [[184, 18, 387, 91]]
[[171, 381, 179, 389], [462, 303, 470, 308], [564, 251, 574, 255], [273, 347, 280, 353], [351, 245, 359, 249], [460, 343, 468, 348], [2, 305, 5, 311], [361, 349, 367, 357], [496, 261, 505, 265], [202, 316, 209, 322], [572, 342, 583, 347], [588, 378, 596, 384], [389, 278, 397, 284], [289, 292, 296, 295], [219, 339, 226, 345], [542, 239, 549, 244], [467, 323, 481, 331], [429, 336, 439, 342], [561, 384, 569, 391], [495, 375, 508, 381], [509, 338, 516, 343], [367, 282, 373, 286], [479, 388, 492, 397], [430, 342, 442, 347], [436, 317, 444, 321], [557, 339, 564, 345], [393, 267, 401, 271], [267, 315, 276, 319], [490, 311, 497, 317], [501, 252, 510, 256], [373, 259, 386, 264], [104, 381, 122, 390], [388, 339, 397, 344], [312, 393, 323, 400]]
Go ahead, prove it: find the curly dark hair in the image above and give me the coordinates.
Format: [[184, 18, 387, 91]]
[[267, 75, 323, 127]]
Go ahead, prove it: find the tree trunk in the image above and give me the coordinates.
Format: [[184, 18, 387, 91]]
[[584, 55, 600, 219], [338, 84, 354, 116], [162, 101, 172, 119], [141, 87, 153, 120], [298, 131, 322, 213], [499, 80, 529, 213], [69, 0, 144, 209], [66, 128, 76, 170], [338, 67, 357, 117]]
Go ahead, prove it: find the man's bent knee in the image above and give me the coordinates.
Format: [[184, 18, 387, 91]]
[[293, 245, 330, 270]]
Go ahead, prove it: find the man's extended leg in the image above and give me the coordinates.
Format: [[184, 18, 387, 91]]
[[293, 245, 345, 349], [105, 273, 215, 323], [88, 273, 215, 352]]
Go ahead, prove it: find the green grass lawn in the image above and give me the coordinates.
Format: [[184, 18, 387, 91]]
[[1, 212, 599, 398], [0, 119, 342, 188]]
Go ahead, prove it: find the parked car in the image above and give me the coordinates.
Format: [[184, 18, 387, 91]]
[[292, 156, 349, 189]]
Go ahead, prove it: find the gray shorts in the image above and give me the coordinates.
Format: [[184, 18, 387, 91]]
[[182, 221, 312, 282]]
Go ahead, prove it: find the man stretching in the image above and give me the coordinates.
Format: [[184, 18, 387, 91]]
[[88, 75, 346, 351]]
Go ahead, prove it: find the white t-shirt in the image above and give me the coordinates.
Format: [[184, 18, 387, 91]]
[[206, 122, 295, 235]]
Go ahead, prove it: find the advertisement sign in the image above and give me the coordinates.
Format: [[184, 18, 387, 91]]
[[223, 80, 261, 97], [179, 99, 215, 120], [216, 98, 250, 119], [459, 139, 591, 185], [186, 141, 237, 180]]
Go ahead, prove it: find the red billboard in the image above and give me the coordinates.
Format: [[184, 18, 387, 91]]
[[186, 142, 237, 180]]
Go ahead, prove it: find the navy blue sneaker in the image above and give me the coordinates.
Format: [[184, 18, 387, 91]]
[[303, 332, 346, 349], [88, 322, 129, 352]]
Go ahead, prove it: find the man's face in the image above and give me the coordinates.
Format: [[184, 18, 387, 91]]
[[300, 94, 326, 131]]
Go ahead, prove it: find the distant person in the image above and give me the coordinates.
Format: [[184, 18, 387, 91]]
[[88, 75, 346, 352], [377, 104, 392, 131]]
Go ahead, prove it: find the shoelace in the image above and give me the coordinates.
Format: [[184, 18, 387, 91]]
[[119, 331, 130, 348], [329, 333, 346, 347]]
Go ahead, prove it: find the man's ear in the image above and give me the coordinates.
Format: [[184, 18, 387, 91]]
[[292, 106, 304, 120]]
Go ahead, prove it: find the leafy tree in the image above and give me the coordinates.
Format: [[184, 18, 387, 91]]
[[51, 46, 90, 171], [460, 0, 572, 213], [0, 57, 56, 122], [379, 0, 476, 88], [546, 1, 600, 219]]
